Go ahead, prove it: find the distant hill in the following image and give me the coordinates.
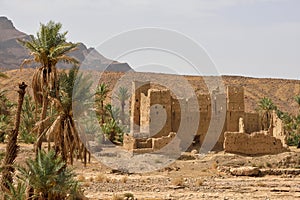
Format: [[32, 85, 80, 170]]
[[0, 16, 132, 72], [1, 69, 300, 116]]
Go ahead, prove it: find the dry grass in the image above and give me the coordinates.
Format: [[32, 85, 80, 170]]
[[95, 173, 108, 183]]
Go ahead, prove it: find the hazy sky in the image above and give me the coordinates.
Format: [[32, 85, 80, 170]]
[[1, 0, 300, 79]]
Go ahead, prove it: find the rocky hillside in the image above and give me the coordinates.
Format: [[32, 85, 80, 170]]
[[1, 69, 299, 115], [0, 16, 132, 72]]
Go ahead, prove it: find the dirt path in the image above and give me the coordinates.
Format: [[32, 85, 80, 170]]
[[1, 144, 300, 200]]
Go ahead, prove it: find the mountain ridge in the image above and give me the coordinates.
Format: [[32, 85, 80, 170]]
[[0, 16, 132, 72]]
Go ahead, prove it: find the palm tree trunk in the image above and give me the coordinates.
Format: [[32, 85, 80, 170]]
[[1, 82, 27, 191], [121, 102, 125, 124], [100, 101, 104, 125], [35, 91, 48, 155]]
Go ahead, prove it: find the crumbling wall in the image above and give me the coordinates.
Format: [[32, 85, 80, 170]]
[[272, 111, 287, 146], [148, 89, 172, 137], [130, 81, 150, 134], [171, 98, 181, 133], [123, 134, 137, 150], [152, 132, 176, 150], [224, 131, 288, 155], [198, 94, 211, 136], [126, 82, 284, 154], [136, 138, 152, 148], [244, 113, 260, 133], [226, 86, 245, 132], [140, 93, 150, 135]]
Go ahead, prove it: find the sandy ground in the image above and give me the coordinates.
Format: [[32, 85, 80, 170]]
[[1, 144, 300, 200]]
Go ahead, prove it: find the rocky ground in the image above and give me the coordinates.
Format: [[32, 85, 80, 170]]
[[2, 144, 299, 200]]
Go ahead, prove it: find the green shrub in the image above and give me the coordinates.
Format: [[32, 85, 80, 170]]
[[4, 181, 27, 200], [123, 192, 134, 198], [17, 150, 81, 199], [287, 132, 300, 146]]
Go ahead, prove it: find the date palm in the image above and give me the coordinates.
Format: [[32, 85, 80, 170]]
[[17, 150, 79, 200], [44, 67, 91, 165], [295, 95, 300, 110], [1, 83, 27, 192], [18, 21, 79, 152], [257, 97, 276, 130], [95, 83, 109, 125], [116, 87, 130, 124]]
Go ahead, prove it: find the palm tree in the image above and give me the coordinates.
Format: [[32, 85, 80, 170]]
[[295, 95, 300, 109], [17, 150, 79, 199], [18, 21, 79, 153], [1, 83, 27, 192], [3, 181, 27, 200], [95, 83, 109, 125], [116, 87, 130, 124], [42, 67, 91, 165], [257, 97, 277, 130]]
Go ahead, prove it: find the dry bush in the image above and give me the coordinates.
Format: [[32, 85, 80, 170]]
[[112, 194, 123, 200], [257, 182, 267, 187], [124, 192, 134, 198], [77, 174, 86, 182], [120, 175, 128, 183], [171, 177, 184, 186], [82, 182, 91, 187], [195, 178, 204, 186], [211, 161, 218, 170], [95, 173, 107, 183], [265, 162, 272, 168]]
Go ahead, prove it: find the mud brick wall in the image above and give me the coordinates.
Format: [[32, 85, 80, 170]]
[[152, 132, 176, 150], [123, 134, 137, 150], [148, 89, 172, 137], [226, 86, 245, 132], [272, 111, 287, 146], [171, 98, 181, 133], [244, 112, 260, 133], [139, 89, 172, 138], [130, 81, 150, 134], [224, 131, 288, 155], [140, 93, 150, 134]]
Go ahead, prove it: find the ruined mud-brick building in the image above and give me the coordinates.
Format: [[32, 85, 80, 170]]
[[123, 81, 262, 153]]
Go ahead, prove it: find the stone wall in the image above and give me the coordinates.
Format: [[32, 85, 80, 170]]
[[272, 111, 287, 146], [224, 131, 288, 155]]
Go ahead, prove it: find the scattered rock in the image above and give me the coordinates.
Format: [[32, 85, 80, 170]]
[[230, 166, 261, 176]]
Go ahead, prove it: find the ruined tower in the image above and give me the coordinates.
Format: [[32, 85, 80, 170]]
[[226, 86, 245, 132]]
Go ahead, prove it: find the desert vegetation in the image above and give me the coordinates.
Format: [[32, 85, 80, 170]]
[[257, 96, 300, 147], [0, 21, 128, 200]]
